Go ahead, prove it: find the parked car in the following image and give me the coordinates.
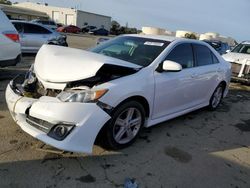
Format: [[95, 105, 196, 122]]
[[203, 40, 230, 55], [223, 41, 250, 83], [6, 35, 231, 153], [81, 25, 97, 33], [12, 20, 68, 53], [57, 25, 81, 33], [31, 19, 57, 30], [96, 37, 109, 45], [56, 23, 64, 28], [90, 28, 109, 36], [0, 9, 21, 67]]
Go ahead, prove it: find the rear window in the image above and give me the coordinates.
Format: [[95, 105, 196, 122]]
[[38, 20, 56, 25], [12, 22, 23, 33]]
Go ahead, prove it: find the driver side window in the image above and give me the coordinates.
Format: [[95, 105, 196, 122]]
[[165, 43, 194, 69]]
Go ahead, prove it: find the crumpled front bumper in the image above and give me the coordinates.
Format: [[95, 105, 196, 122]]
[[5, 84, 111, 153]]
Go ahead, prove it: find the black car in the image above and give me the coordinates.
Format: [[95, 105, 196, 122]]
[[91, 28, 109, 36], [203, 40, 230, 55], [81, 26, 97, 33]]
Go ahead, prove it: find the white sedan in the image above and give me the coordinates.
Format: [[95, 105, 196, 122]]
[[6, 35, 231, 153]]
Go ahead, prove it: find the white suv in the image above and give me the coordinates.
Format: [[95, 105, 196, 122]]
[[0, 9, 21, 67], [223, 41, 250, 83]]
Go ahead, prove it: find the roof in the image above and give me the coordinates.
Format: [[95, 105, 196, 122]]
[[123, 34, 210, 46], [15, 2, 111, 19], [0, 4, 48, 18], [77, 10, 111, 19]]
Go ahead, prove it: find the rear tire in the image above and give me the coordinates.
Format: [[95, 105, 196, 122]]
[[209, 84, 224, 110], [103, 101, 145, 150]]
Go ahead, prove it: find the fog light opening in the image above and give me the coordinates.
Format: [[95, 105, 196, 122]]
[[54, 125, 68, 137], [48, 124, 75, 141]]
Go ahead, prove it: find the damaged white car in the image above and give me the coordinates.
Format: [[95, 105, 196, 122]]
[[6, 35, 231, 153], [223, 41, 250, 84]]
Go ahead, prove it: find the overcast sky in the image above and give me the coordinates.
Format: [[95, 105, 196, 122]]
[[15, 0, 250, 41]]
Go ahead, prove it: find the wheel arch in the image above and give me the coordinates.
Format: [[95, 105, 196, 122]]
[[219, 80, 227, 95], [95, 95, 150, 146], [114, 95, 150, 118]]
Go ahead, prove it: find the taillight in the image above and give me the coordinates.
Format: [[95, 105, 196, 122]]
[[3, 32, 20, 42]]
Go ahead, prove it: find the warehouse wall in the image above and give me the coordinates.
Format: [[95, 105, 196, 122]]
[[14, 2, 78, 25], [14, 2, 111, 30], [76, 10, 111, 30]]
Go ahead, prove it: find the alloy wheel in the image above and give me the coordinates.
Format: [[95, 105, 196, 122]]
[[211, 86, 223, 108], [113, 107, 142, 144]]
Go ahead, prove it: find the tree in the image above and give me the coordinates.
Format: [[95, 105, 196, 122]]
[[184, 33, 197, 40], [0, 0, 12, 5], [110, 20, 120, 35]]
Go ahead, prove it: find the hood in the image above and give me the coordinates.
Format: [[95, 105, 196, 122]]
[[34, 45, 141, 83], [222, 52, 250, 64]]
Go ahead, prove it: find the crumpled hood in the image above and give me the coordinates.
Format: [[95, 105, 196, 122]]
[[222, 52, 250, 64], [34, 45, 141, 83]]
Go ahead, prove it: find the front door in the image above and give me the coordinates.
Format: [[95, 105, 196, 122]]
[[153, 43, 200, 119]]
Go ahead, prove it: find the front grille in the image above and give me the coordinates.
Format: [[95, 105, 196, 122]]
[[231, 62, 250, 75], [26, 115, 54, 133]]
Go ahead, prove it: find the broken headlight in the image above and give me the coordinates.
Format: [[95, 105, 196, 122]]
[[23, 64, 36, 86], [57, 88, 108, 103]]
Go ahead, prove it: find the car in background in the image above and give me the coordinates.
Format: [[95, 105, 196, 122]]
[[203, 40, 230, 55], [0, 9, 21, 67], [81, 25, 97, 33], [6, 35, 231, 153], [56, 23, 64, 28], [223, 41, 250, 83], [90, 28, 109, 36], [96, 37, 109, 45], [57, 25, 81, 33], [31, 19, 57, 30], [12, 20, 68, 53]]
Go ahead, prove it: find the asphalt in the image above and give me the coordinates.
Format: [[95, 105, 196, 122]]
[[0, 35, 249, 188]]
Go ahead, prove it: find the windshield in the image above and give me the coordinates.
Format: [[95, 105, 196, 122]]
[[91, 36, 170, 67], [38, 20, 56, 25], [231, 43, 250, 54]]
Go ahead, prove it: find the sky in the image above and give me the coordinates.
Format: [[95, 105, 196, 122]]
[[14, 0, 250, 41]]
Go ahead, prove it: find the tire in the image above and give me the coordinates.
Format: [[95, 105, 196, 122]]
[[103, 101, 146, 150], [209, 83, 224, 110]]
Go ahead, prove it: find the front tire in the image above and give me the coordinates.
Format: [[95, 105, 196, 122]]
[[104, 101, 145, 150], [209, 84, 224, 110]]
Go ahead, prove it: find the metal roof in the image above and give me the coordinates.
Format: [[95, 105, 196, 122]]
[[0, 4, 48, 18]]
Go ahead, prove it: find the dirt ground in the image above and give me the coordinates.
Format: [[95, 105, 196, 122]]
[[0, 35, 249, 188]]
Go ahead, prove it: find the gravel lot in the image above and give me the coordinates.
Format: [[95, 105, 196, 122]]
[[0, 35, 249, 188]]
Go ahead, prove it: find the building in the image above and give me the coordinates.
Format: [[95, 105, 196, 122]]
[[0, 4, 48, 20], [14, 2, 111, 30]]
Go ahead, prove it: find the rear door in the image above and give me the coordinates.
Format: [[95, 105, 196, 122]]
[[192, 44, 221, 104], [23, 23, 52, 52]]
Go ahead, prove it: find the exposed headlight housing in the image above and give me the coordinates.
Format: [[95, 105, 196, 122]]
[[23, 64, 36, 85], [57, 88, 108, 103]]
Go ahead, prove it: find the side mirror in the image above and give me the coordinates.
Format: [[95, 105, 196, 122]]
[[162, 60, 182, 72], [226, 50, 230, 53]]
